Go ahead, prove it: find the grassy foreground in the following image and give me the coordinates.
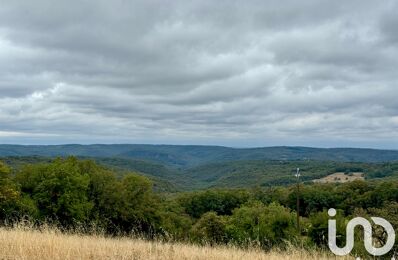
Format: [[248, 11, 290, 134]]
[[0, 227, 352, 260]]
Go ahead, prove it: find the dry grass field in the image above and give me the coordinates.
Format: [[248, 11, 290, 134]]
[[313, 172, 364, 184], [0, 227, 352, 260]]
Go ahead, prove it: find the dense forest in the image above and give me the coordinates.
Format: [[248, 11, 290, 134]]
[[1, 157, 398, 257], [2, 144, 398, 167], [2, 155, 398, 191]]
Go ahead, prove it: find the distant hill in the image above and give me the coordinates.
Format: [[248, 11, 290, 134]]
[[182, 160, 398, 189], [2, 144, 398, 191], [1, 155, 182, 193], [3, 155, 398, 190], [0, 144, 398, 168]]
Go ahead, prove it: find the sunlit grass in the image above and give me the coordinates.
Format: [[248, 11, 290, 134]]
[[0, 226, 353, 259]]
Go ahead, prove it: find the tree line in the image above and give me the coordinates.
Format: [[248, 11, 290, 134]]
[[1, 157, 398, 257]]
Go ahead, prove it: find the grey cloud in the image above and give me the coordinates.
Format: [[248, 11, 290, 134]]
[[0, 0, 397, 147]]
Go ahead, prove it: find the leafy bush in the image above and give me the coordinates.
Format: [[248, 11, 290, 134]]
[[226, 202, 298, 249]]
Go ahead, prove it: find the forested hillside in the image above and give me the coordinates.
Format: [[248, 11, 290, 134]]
[[1, 145, 398, 168], [2, 155, 398, 191], [1, 157, 398, 258]]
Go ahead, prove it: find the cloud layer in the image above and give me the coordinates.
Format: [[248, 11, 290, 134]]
[[0, 0, 397, 148]]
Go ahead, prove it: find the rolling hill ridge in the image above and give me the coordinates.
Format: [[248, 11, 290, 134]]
[[1, 144, 398, 191], [1, 144, 398, 167]]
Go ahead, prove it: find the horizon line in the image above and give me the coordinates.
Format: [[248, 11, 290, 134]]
[[0, 143, 397, 151]]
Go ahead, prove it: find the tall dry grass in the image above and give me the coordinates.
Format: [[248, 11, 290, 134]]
[[0, 226, 352, 260]]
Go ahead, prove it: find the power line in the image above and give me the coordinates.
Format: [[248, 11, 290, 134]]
[[295, 167, 301, 234]]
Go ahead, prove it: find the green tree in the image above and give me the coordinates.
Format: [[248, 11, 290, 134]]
[[308, 209, 346, 247], [190, 211, 227, 245], [367, 202, 398, 256], [16, 157, 93, 225], [109, 174, 162, 235], [0, 161, 19, 219], [226, 202, 298, 249], [178, 189, 249, 219], [287, 185, 339, 216], [83, 160, 121, 228], [159, 199, 192, 240]]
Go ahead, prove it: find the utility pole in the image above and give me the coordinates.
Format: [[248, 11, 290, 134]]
[[295, 168, 301, 234]]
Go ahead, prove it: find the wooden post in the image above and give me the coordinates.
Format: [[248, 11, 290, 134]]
[[295, 168, 300, 234]]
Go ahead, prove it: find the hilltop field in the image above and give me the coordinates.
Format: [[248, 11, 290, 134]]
[[1, 146, 398, 259], [0, 227, 349, 260]]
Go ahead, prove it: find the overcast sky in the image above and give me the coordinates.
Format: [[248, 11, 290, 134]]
[[0, 1, 397, 148]]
